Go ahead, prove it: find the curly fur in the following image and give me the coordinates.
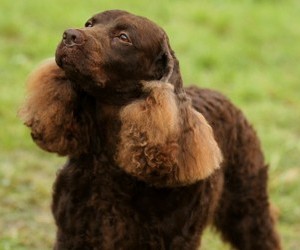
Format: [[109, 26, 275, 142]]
[[19, 59, 95, 156], [20, 10, 281, 250], [117, 81, 222, 186]]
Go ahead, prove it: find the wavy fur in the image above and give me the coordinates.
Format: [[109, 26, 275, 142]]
[[19, 59, 93, 156], [117, 81, 222, 186]]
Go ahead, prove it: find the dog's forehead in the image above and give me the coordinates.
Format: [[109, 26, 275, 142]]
[[88, 10, 162, 34], [88, 10, 130, 25], [86, 10, 165, 52]]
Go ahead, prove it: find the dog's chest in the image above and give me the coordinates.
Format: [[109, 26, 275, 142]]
[[52, 156, 222, 248]]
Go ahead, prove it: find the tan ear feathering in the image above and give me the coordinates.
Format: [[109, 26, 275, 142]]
[[19, 58, 91, 156], [117, 81, 222, 186], [19, 58, 68, 130], [176, 101, 223, 183]]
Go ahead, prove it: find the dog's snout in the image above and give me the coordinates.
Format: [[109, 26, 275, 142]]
[[63, 29, 84, 47]]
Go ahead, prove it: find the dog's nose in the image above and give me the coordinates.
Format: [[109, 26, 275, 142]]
[[62, 29, 84, 47]]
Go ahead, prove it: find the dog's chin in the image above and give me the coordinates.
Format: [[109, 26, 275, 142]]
[[55, 44, 77, 70]]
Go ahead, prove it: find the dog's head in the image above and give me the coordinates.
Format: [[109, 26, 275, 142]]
[[55, 10, 182, 100]]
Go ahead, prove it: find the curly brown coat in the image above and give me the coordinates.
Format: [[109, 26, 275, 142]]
[[20, 10, 281, 250]]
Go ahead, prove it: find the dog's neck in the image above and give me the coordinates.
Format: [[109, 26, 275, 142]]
[[70, 77, 145, 106], [93, 102, 123, 160], [95, 84, 145, 106]]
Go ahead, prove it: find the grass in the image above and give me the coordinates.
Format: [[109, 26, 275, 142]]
[[0, 0, 299, 249]]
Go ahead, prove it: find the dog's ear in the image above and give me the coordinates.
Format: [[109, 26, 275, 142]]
[[117, 82, 223, 187], [159, 35, 175, 83], [19, 59, 93, 156], [154, 34, 183, 92]]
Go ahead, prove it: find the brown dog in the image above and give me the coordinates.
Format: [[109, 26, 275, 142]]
[[20, 10, 281, 250]]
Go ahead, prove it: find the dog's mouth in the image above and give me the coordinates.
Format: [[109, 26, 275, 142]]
[[55, 29, 87, 69], [55, 44, 73, 69], [55, 41, 81, 70], [55, 40, 110, 94]]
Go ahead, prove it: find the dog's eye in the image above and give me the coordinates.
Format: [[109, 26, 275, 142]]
[[85, 21, 93, 28], [118, 33, 131, 43]]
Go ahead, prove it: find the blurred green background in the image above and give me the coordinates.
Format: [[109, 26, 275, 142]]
[[0, 0, 299, 249]]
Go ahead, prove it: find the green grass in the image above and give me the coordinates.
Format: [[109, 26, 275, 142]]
[[1, 0, 299, 249]]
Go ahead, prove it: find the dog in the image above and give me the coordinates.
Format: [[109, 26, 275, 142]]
[[20, 10, 281, 250]]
